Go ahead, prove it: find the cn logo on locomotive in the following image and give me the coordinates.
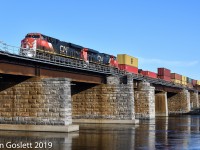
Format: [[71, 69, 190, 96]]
[[60, 45, 68, 55]]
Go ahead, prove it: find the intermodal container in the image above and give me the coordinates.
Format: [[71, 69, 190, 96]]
[[171, 79, 181, 84], [192, 79, 197, 86], [157, 75, 171, 82], [118, 64, 138, 74], [181, 81, 187, 86], [157, 68, 171, 77], [187, 77, 192, 83], [117, 54, 138, 68], [171, 73, 182, 80], [197, 80, 200, 85], [141, 71, 157, 79], [182, 76, 187, 82]]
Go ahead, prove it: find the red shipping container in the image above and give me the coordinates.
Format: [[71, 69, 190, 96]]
[[141, 71, 157, 79], [192, 79, 197, 86], [171, 73, 182, 80], [158, 68, 171, 77], [118, 64, 138, 74], [158, 75, 171, 82]]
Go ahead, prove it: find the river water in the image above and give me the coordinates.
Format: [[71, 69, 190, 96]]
[[0, 116, 199, 150]]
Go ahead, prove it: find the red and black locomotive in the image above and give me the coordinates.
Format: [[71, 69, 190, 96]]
[[21, 33, 118, 67]]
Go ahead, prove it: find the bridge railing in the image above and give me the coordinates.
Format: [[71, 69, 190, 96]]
[[0, 41, 19, 55]]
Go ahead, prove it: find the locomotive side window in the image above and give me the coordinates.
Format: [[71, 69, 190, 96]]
[[47, 37, 50, 42], [47, 37, 57, 44]]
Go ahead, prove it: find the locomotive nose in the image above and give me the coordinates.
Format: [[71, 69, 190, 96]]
[[20, 38, 36, 57]]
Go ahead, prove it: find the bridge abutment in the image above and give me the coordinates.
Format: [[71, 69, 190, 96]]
[[134, 81, 155, 119], [0, 77, 78, 132], [72, 75, 138, 124], [155, 92, 168, 117], [168, 89, 191, 114]]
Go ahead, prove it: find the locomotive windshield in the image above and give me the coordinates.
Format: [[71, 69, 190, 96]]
[[25, 34, 40, 38]]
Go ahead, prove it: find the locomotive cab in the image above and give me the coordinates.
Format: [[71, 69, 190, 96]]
[[20, 33, 41, 57]]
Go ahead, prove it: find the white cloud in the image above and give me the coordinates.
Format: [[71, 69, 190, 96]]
[[139, 57, 199, 67]]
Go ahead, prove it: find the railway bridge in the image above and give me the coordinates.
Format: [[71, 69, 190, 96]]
[[0, 42, 199, 132]]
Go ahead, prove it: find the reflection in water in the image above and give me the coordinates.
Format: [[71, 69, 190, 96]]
[[0, 116, 199, 150], [73, 124, 138, 150]]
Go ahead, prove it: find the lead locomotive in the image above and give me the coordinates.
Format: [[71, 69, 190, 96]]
[[20, 33, 118, 68]]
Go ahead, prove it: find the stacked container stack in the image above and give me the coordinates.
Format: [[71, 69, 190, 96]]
[[117, 54, 138, 74], [187, 77, 193, 88], [171, 73, 182, 84], [181, 76, 187, 86], [140, 70, 157, 79], [192, 79, 197, 87], [157, 68, 171, 82]]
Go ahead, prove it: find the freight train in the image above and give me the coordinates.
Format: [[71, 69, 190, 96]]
[[20, 33, 199, 87]]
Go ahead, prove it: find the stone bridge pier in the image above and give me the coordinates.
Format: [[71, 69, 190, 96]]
[[167, 89, 191, 114], [72, 74, 138, 124], [134, 81, 155, 119], [0, 77, 78, 132], [190, 91, 199, 109]]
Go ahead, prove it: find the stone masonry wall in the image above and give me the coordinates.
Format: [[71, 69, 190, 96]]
[[168, 90, 190, 114], [190, 91, 199, 109], [134, 81, 155, 119], [0, 78, 72, 125], [72, 75, 135, 120], [199, 94, 200, 108]]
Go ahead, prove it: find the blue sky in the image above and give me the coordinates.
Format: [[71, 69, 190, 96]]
[[0, 0, 200, 79]]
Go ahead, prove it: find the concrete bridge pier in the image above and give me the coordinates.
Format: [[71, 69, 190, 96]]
[[155, 92, 168, 117], [190, 91, 199, 109], [134, 81, 155, 119], [168, 89, 191, 114], [0, 77, 78, 132]]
